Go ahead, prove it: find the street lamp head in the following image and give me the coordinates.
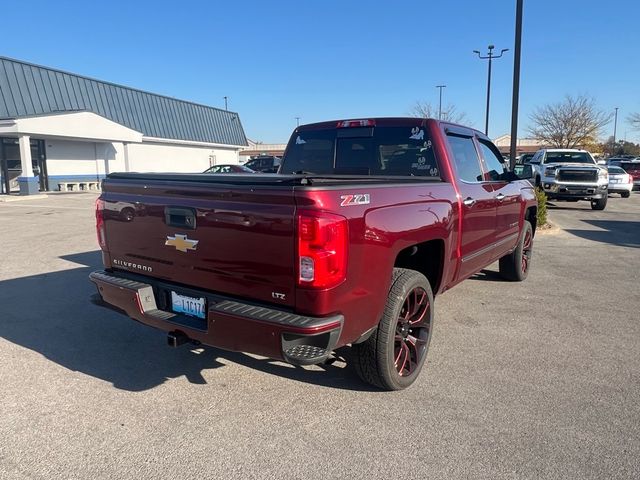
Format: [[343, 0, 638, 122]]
[[501, 48, 509, 54], [488, 44, 495, 50], [473, 50, 480, 54]]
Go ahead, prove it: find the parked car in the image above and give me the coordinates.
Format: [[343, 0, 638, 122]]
[[517, 153, 534, 165], [607, 166, 633, 197], [618, 161, 640, 190], [244, 156, 281, 173], [90, 117, 537, 391], [527, 149, 608, 210], [203, 164, 255, 174], [607, 157, 625, 165]]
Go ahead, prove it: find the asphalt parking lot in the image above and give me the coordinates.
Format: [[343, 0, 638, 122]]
[[1, 191, 639, 479]]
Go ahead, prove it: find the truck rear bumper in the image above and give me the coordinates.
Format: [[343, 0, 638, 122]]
[[89, 270, 342, 365]]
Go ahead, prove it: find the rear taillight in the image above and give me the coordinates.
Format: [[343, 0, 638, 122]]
[[297, 211, 348, 289], [95, 197, 106, 249], [629, 175, 633, 184]]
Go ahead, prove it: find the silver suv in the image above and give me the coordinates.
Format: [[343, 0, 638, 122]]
[[528, 149, 608, 210]]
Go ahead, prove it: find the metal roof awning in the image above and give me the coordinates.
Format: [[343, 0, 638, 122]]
[[0, 56, 248, 147], [0, 111, 143, 143]]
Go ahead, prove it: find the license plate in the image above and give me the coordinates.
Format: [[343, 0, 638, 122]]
[[611, 179, 620, 183], [171, 291, 206, 319]]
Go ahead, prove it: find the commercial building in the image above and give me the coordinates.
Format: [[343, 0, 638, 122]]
[[239, 140, 287, 161], [0, 56, 247, 195], [493, 134, 546, 156]]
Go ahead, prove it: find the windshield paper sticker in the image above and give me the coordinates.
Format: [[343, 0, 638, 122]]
[[410, 127, 424, 140], [340, 194, 371, 207], [295, 135, 306, 144]]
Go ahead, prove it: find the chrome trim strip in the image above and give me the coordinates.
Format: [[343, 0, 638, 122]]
[[461, 232, 519, 263]]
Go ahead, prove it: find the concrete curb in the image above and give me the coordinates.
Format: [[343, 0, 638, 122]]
[[536, 221, 560, 235], [0, 194, 50, 203]]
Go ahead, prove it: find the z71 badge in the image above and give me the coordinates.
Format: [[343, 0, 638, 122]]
[[340, 194, 370, 207]]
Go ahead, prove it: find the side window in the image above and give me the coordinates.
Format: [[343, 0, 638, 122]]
[[530, 151, 540, 164], [447, 135, 484, 183], [478, 140, 505, 181]]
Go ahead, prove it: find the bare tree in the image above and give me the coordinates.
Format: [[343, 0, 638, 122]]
[[527, 95, 611, 148], [411, 101, 468, 124], [629, 112, 640, 130]]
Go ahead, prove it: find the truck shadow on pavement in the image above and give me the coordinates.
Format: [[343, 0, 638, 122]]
[[0, 251, 376, 392], [564, 219, 640, 248], [546, 201, 590, 211], [469, 269, 505, 282]]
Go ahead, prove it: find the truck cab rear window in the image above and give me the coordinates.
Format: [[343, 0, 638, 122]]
[[281, 127, 440, 178]]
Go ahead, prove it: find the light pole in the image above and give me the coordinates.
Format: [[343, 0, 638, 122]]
[[295, 117, 300, 127], [509, 0, 524, 170], [474, 45, 509, 135], [613, 107, 619, 155], [223, 96, 228, 111], [436, 85, 446, 120]]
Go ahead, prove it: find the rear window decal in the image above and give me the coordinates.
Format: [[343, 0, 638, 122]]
[[410, 127, 424, 140], [295, 136, 306, 145]]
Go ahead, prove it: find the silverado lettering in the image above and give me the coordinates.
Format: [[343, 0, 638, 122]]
[[112, 259, 153, 272], [90, 117, 537, 391]]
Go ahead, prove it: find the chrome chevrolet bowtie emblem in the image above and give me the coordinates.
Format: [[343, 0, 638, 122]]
[[165, 234, 199, 252]]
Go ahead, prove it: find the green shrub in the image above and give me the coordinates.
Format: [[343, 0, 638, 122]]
[[535, 187, 548, 227]]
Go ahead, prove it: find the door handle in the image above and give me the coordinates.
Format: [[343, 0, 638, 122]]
[[463, 197, 476, 207], [495, 193, 505, 201], [165, 206, 197, 229]]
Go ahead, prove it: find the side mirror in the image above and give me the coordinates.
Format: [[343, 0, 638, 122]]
[[513, 164, 534, 180]]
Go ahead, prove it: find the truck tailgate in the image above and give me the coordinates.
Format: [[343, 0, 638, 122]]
[[101, 177, 296, 307]]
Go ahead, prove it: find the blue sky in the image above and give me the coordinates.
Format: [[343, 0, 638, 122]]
[[2, 0, 639, 143]]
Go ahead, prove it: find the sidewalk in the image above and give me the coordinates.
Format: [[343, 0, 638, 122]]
[[0, 191, 99, 203]]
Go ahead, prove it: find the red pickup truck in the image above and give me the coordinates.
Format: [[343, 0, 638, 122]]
[[90, 118, 537, 390]]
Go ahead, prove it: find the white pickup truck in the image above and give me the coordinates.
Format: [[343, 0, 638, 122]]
[[528, 149, 608, 210]]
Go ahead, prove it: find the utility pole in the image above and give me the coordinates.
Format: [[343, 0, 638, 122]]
[[613, 107, 619, 155], [295, 117, 300, 127], [474, 45, 509, 136], [509, 0, 524, 170], [223, 96, 228, 111], [436, 85, 446, 120]]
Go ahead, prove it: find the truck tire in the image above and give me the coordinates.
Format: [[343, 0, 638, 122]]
[[353, 268, 434, 391], [499, 221, 533, 282], [621, 191, 630, 198], [591, 195, 607, 210]]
